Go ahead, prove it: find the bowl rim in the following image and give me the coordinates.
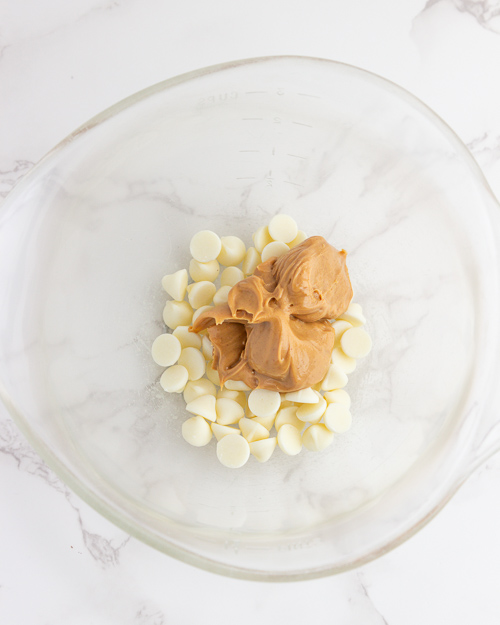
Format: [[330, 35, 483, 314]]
[[2, 54, 500, 582]]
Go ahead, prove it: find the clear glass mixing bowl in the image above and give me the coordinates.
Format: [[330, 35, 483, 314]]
[[1, 56, 500, 581]]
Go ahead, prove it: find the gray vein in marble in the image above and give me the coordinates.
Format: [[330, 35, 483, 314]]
[[467, 133, 500, 165], [80, 525, 130, 567], [355, 572, 390, 625], [134, 605, 165, 625], [0, 160, 34, 198], [125, 178, 195, 216], [421, 0, 500, 33], [0, 42, 11, 63], [345, 211, 408, 258], [0, 1, 123, 53], [0, 416, 130, 566], [0, 417, 67, 494]]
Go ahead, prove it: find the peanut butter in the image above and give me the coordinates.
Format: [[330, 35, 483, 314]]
[[191, 236, 352, 392]]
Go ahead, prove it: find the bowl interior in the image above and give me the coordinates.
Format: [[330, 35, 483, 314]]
[[0, 57, 495, 577]]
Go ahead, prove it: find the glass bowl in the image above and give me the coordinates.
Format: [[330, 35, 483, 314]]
[[1, 56, 500, 581]]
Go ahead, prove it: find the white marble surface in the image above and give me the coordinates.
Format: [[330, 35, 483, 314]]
[[2, 0, 500, 622]]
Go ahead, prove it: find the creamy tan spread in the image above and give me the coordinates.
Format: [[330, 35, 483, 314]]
[[191, 236, 352, 392]]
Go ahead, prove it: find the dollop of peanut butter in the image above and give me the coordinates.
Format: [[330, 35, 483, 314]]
[[191, 236, 352, 392]]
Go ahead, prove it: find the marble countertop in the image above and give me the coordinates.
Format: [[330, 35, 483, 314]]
[[2, 0, 500, 622]]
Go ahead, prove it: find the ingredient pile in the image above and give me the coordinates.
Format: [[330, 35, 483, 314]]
[[152, 215, 372, 468]]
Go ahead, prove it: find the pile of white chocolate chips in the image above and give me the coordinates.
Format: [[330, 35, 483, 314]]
[[152, 215, 372, 468]]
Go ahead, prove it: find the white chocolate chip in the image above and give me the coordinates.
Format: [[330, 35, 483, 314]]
[[233, 391, 249, 411], [321, 364, 348, 391], [183, 378, 217, 404], [249, 437, 277, 463], [216, 397, 245, 425], [189, 258, 220, 283], [261, 241, 290, 262], [190, 230, 222, 263], [213, 285, 232, 306], [330, 346, 357, 374], [163, 300, 194, 330], [268, 214, 298, 243], [288, 230, 307, 249], [338, 302, 366, 327], [331, 319, 353, 346], [275, 406, 303, 431], [182, 416, 212, 447], [217, 236, 246, 266], [239, 417, 270, 443], [188, 281, 217, 309], [296, 394, 327, 424], [216, 434, 250, 468], [211, 422, 241, 441], [201, 335, 213, 360], [192, 305, 214, 324], [277, 424, 302, 456], [250, 414, 276, 430], [302, 424, 334, 452], [160, 365, 189, 393], [252, 226, 273, 253], [224, 379, 251, 391], [185, 394, 217, 422], [340, 327, 372, 359], [242, 247, 261, 276], [284, 388, 319, 404], [151, 333, 182, 367], [178, 347, 205, 381], [161, 269, 188, 301], [220, 266, 245, 287], [173, 325, 202, 350], [248, 389, 281, 418], [323, 389, 351, 408], [217, 388, 246, 409], [324, 403, 352, 433], [206, 361, 221, 386]]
